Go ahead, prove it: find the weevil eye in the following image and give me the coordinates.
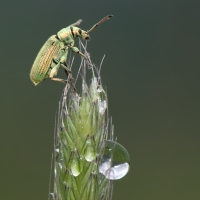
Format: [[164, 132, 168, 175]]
[[85, 36, 90, 40]]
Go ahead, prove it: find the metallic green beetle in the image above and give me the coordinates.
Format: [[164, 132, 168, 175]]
[[30, 15, 113, 86]]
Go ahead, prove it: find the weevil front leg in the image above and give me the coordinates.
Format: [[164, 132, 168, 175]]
[[69, 46, 92, 69]]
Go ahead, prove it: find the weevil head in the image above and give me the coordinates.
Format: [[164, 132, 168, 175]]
[[72, 27, 90, 40], [80, 30, 90, 40]]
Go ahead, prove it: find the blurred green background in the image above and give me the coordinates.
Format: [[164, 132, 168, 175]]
[[1, 0, 200, 199]]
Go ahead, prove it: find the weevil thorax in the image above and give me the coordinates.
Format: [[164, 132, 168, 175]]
[[57, 26, 90, 46], [57, 26, 74, 46]]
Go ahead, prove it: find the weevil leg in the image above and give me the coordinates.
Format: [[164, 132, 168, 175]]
[[50, 48, 70, 78], [49, 47, 76, 85], [60, 63, 74, 82], [59, 51, 74, 79], [60, 63, 72, 74], [49, 62, 73, 83], [50, 77, 68, 84], [49, 63, 60, 78], [49, 65, 74, 83], [69, 46, 92, 69]]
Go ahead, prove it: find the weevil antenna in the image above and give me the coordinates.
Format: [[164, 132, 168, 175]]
[[87, 15, 113, 33]]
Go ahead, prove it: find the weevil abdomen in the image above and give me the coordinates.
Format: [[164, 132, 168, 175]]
[[30, 35, 62, 85]]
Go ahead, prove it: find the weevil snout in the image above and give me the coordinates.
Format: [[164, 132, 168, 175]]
[[81, 30, 90, 40]]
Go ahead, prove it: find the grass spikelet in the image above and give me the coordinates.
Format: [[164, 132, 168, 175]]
[[50, 41, 113, 200]]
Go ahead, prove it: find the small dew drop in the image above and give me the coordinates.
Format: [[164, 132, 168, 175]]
[[99, 100, 107, 114], [54, 168, 57, 176], [69, 151, 83, 176], [97, 87, 103, 92], [84, 144, 96, 162], [49, 193, 54, 197], [99, 140, 130, 180], [55, 148, 59, 153], [58, 163, 62, 169]]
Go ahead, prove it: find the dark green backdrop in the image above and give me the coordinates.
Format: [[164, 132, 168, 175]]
[[1, 0, 200, 199]]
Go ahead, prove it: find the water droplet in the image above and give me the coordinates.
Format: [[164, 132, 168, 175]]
[[97, 86, 103, 93], [99, 140, 130, 180], [82, 136, 97, 162], [58, 162, 62, 169], [54, 168, 57, 176], [99, 100, 107, 114], [49, 193, 54, 198], [69, 150, 83, 176], [55, 148, 59, 153], [84, 144, 96, 162]]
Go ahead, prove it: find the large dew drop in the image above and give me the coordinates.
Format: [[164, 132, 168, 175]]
[[99, 140, 130, 180]]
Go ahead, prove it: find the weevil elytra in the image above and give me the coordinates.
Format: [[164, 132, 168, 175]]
[[30, 15, 113, 86]]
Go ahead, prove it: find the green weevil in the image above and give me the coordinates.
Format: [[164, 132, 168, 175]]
[[30, 15, 113, 86]]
